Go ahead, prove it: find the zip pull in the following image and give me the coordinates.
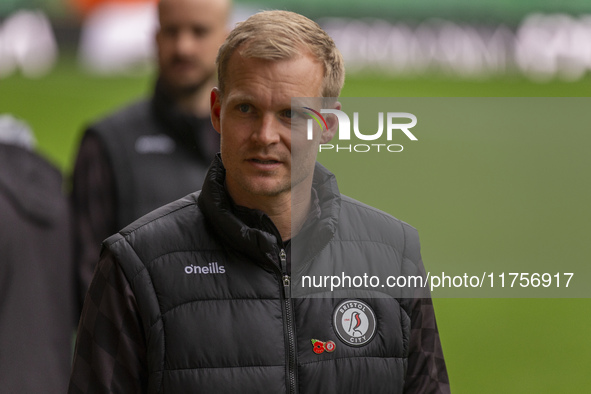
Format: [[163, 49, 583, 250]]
[[283, 275, 291, 298], [279, 249, 290, 298]]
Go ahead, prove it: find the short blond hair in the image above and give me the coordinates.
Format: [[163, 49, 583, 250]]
[[216, 10, 344, 97]]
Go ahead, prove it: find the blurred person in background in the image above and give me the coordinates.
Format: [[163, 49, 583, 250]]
[[0, 115, 77, 393], [0, 9, 58, 78], [71, 0, 232, 305]]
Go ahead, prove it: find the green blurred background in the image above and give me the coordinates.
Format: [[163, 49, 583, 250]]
[[2, 0, 591, 392]]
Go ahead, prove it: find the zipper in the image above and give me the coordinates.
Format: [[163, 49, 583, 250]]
[[279, 248, 297, 394], [281, 249, 291, 298]]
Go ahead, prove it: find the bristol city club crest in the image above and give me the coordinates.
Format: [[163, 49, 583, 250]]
[[333, 299, 377, 347]]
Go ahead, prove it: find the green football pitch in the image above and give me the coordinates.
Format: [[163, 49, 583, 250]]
[[1, 57, 590, 393]]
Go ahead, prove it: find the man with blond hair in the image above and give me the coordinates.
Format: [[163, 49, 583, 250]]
[[69, 10, 449, 393]]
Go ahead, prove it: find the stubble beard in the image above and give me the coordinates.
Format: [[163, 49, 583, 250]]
[[161, 62, 216, 99]]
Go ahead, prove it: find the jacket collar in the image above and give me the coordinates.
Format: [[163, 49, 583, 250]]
[[198, 154, 341, 272], [150, 79, 219, 162]]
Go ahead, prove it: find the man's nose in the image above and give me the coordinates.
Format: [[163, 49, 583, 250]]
[[175, 31, 198, 56], [251, 114, 282, 145]]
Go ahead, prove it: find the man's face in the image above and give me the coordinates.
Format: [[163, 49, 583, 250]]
[[210, 50, 336, 205], [156, 0, 228, 95]]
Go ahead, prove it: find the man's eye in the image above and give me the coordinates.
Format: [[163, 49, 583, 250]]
[[283, 109, 303, 119], [238, 104, 251, 113], [162, 27, 178, 38], [192, 26, 210, 38]]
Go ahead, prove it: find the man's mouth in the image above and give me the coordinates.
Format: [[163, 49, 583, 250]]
[[250, 158, 280, 164], [171, 56, 197, 66]]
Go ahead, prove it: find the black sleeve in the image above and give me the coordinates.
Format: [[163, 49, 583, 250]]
[[404, 297, 450, 393], [69, 250, 148, 393], [71, 131, 118, 307]]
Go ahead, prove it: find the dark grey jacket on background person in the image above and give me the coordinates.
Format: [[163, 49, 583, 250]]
[[69, 156, 449, 393], [0, 137, 76, 393], [71, 81, 220, 306]]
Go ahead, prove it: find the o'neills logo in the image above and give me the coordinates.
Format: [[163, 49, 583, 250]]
[[184, 263, 225, 275], [333, 299, 376, 347]]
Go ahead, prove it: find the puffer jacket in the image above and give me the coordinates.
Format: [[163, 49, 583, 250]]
[[104, 155, 427, 393], [87, 94, 216, 228]]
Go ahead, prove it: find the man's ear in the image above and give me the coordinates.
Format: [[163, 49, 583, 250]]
[[210, 88, 222, 134], [320, 101, 341, 144]]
